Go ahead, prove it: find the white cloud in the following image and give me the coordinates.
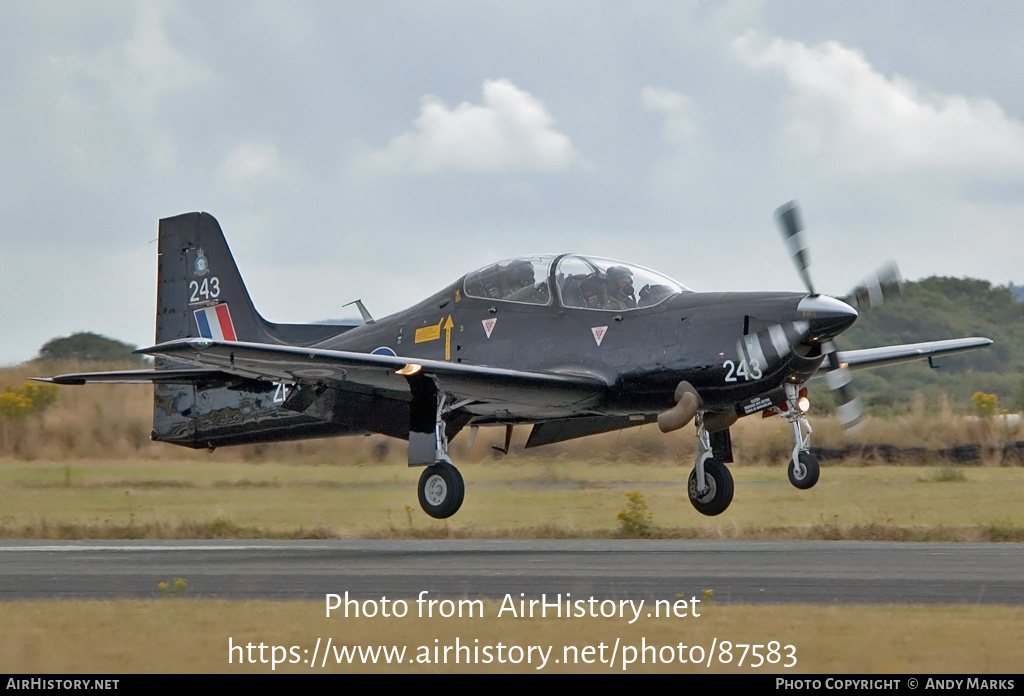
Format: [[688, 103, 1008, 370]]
[[641, 87, 698, 144], [122, 4, 213, 107], [366, 79, 578, 173], [53, 3, 213, 172], [732, 32, 1024, 178], [219, 141, 289, 200]]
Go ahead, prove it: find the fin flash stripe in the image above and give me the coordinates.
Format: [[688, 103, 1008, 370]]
[[194, 304, 237, 341]]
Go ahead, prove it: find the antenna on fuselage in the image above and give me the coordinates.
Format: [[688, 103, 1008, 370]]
[[343, 299, 375, 324]]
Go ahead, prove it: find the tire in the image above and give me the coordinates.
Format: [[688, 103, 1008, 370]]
[[417, 462, 465, 519], [788, 452, 820, 490], [687, 458, 734, 516]]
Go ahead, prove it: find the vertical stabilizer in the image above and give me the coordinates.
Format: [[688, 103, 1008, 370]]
[[156, 212, 265, 344]]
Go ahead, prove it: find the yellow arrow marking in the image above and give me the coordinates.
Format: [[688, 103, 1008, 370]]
[[443, 315, 454, 360]]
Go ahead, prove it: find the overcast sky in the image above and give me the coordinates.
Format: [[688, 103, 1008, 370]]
[[3, 1, 1023, 366]]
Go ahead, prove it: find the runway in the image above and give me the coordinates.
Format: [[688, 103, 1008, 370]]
[[1, 540, 1022, 604]]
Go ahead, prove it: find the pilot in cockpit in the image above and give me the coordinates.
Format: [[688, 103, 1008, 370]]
[[602, 265, 637, 310], [503, 260, 540, 302]]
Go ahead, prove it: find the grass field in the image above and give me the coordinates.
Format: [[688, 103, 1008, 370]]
[[2, 456, 1023, 540], [4, 447, 1021, 675]]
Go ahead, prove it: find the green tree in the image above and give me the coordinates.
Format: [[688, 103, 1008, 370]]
[[837, 276, 1024, 410], [1013, 377, 1024, 413], [36, 332, 143, 364]]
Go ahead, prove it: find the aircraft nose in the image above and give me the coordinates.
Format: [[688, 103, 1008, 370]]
[[797, 295, 858, 342]]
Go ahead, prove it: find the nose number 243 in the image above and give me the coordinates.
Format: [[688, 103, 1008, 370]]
[[723, 358, 762, 382]]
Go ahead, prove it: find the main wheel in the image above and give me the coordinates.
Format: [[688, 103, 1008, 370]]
[[788, 452, 820, 489], [687, 458, 734, 516], [417, 462, 465, 519]]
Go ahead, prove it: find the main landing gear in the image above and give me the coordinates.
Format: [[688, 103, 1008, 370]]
[[407, 387, 465, 519], [781, 383, 820, 490], [688, 413, 734, 516]]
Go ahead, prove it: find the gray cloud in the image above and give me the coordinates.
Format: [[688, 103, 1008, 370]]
[[362, 79, 579, 174], [734, 32, 1024, 178], [2, 2, 1023, 365]]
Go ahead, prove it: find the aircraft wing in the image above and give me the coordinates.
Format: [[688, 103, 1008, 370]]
[[132, 338, 609, 409], [828, 337, 993, 373]]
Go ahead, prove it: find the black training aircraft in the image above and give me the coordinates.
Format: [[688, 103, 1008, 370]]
[[42, 203, 992, 518]]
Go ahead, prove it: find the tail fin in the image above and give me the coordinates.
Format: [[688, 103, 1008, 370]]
[[155, 213, 349, 346], [156, 212, 261, 343]]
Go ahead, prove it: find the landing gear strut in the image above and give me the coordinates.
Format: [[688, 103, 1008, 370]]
[[688, 413, 734, 516], [406, 381, 466, 519], [783, 383, 820, 489]]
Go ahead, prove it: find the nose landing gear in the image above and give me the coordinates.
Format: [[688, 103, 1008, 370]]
[[783, 383, 820, 490]]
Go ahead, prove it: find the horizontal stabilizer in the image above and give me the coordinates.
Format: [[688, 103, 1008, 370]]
[[34, 368, 231, 385]]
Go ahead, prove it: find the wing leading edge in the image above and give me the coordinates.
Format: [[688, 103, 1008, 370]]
[[828, 337, 993, 374], [134, 337, 609, 410]]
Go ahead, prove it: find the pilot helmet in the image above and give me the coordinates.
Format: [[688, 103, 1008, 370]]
[[508, 259, 535, 286], [606, 265, 632, 281], [606, 265, 634, 295]]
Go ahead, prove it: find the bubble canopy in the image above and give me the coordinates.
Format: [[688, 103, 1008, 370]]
[[462, 254, 690, 310]]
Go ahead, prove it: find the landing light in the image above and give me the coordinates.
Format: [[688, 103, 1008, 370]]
[[798, 388, 810, 413], [396, 363, 422, 376]]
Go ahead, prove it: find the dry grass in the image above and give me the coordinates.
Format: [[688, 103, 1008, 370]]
[[2, 458, 1023, 540], [1, 600, 1021, 673]]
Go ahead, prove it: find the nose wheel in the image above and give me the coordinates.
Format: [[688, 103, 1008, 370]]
[[788, 451, 820, 489]]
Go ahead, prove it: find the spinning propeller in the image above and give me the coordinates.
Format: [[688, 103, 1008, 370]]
[[774, 201, 904, 429]]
